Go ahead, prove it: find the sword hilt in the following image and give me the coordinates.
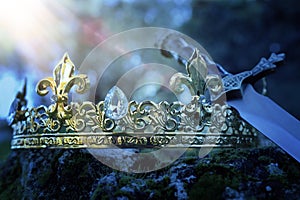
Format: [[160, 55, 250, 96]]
[[209, 53, 285, 101]]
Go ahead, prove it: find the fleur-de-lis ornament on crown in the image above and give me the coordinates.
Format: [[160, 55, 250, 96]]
[[36, 53, 90, 119], [169, 49, 223, 98]]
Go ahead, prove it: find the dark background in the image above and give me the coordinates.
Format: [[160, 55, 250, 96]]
[[0, 0, 299, 159]]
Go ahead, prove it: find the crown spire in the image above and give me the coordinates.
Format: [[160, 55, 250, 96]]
[[36, 53, 90, 119]]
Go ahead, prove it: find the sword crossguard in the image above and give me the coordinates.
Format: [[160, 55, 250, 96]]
[[209, 53, 285, 101]]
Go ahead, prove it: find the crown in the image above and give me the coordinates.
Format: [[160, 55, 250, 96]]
[[9, 50, 258, 149]]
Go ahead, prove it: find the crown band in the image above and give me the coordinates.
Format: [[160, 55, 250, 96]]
[[11, 133, 256, 149], [9, 51, 258, 149], [10, 99, 258, 149]]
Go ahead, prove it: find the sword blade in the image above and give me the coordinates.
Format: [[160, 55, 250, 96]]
[[228, 84, 300, 162]]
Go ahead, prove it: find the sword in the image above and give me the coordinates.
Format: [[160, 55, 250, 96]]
[[229, 84, 300, 162], [209, 53, 300, 162]]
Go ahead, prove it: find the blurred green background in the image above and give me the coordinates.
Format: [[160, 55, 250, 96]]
[[1, 0, 299, 161]]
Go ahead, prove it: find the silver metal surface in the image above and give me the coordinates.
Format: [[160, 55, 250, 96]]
[[228, 84, 300, 162]]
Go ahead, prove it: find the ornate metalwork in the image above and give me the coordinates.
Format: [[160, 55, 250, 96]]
[[170, 49, 208, 96], [36, 53, 89, 119], [10, 52, 259, 149]]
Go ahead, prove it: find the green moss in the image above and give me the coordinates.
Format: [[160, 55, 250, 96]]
[[189, 149, 252, 200], [182, 155, 197, 165], [0, 141, 11, 161], [189, 164, 242, 200], [184, 149, 200, 158], [119, 175, 134, 186], [210, 148, 248, 163], [142, 176, 174, 199], [142, 188, 161, 199], [37, 168, 54, 187], [90, 185, 110, 200], [1, 147, 300, 199], [114, 189, 132, 198], [258, 155, 274, 164], [0, 179, 23, 200], [0, 155, 23, 199], [189, 147, 300, 199], [161, 176, 171, 186], [286, 163, 300, 179], [189, 173, 226, 200], [146, 176, 170, 190]]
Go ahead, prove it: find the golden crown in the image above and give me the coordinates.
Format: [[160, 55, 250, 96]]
[[9, 49, 259, 149]]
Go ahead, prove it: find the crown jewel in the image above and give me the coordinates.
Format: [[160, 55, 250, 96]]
[[104, 86, 129, 120], [9, 50, 258, 149]]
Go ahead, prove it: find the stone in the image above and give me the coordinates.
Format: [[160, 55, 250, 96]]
[[104, 86, 128, 120], [1, 147, 300, 199]]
